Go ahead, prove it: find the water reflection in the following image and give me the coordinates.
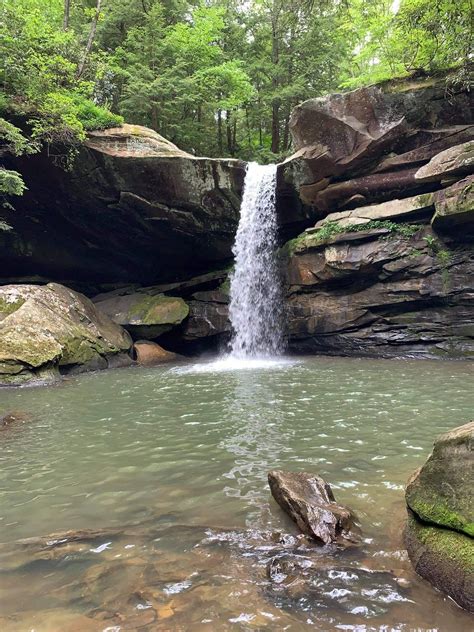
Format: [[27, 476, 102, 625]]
[[219, 367, 292, 528]]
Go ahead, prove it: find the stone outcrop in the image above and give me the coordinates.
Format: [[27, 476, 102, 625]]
[[282, 72, 474, 360], [1, 125, 315, 291], [93, 290, 189, 339], [0, 283, 132, 386], [405, 421, 474, 612], [285, 224, 474, 359], [268, 470, 360, 545]]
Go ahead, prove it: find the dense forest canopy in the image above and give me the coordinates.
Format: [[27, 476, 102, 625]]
[[0, 0, 472, 206]]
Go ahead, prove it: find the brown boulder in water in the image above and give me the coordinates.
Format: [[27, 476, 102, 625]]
[[0, 411, 32, 430], [268, 470, 360, 545], [132, 340, 178, 366]]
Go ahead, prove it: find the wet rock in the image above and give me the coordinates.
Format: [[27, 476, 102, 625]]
[[404, 421, 474, 612], [93, 290, 189, 340], [132, 340, 178, 366], [0, 283, 132, 386], [0, 411, 32, 430], [405, 510, 474, 612], [415, 141, 474, 182], [268, 470, 360, 545], [406, 421, 474, 537]]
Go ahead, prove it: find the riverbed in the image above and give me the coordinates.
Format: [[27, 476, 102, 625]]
[[1, 356, 473, 630]]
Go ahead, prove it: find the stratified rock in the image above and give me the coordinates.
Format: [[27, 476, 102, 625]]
[[268, 470, 360, 545], [406, 421, 474, 537], [312, 192, 435, 230], [286, 73, 473, 216], [432, 176, 473, 232], [285, 226, 474, 359], [93, 291, 189, 339], [0, 283, 132, 386], [415, 141, 474, 182], [181, 300, 230, 343], [1, 125, 244, 288], [405, 510, 474, 612], [132, 341, 178, 366]]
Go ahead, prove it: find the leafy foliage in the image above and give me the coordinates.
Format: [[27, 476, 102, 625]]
[[0, 0, 471, 163]]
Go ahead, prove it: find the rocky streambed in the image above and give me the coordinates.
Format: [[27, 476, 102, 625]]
[[0, 357, 473, 629]]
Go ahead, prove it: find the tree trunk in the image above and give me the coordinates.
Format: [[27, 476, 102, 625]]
[[151, 103, 158, 131], [76, 0, 102, 79], [283, 112, 290, 151], [63, 0, 71, 30], [270, 3, 280, 154], [232, 118, 237, 155], [226, 111, 232, 154], [217, 109, 223, 154]]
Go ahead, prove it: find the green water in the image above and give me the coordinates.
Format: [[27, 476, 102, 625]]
[[0, 356, 473, 631]]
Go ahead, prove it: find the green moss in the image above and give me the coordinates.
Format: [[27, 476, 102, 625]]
[[409, 498, 474, 537], [127, 294, 189, 326], [408, 513, 474, 570], [0, 297, 25, 316], [284, 220, 421, 255]]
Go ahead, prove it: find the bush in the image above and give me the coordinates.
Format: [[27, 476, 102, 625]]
[[73, 95, 124, 131]]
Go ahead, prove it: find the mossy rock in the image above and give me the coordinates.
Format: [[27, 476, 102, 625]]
[[406, 421, 474, 537], [94, 292, 189, 340], [405, 509, 474, 612], [0, 283, 132, 387]]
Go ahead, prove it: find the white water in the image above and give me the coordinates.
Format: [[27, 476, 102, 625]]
[[228, 162, 285, 358]]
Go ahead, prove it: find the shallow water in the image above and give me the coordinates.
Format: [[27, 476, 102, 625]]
[[0, 356, 473, 631]]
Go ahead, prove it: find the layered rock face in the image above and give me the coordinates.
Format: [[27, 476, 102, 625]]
[[283, 74, 474, 359], [1, 125, 244, 287], [0, 283, 132, 386], [404, 421, 474, 611], [1, 125, 312, 290]]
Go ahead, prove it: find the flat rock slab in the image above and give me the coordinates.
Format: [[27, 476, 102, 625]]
[[268, 470, 360, 545]]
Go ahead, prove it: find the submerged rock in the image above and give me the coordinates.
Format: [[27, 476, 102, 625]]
[[404, 421, 474, 611], [0, 283, 132, 386], [0, 411, 32, 430], [268, 470, 360, 545]]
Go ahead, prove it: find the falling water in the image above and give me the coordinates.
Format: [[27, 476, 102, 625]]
[[229, 162, 285, 358]]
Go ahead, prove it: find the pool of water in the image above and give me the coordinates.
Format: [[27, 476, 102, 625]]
[[0, 356, 473, 630]]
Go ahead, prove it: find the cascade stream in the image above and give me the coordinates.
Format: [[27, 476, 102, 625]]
[[229, 162, 285, 358]]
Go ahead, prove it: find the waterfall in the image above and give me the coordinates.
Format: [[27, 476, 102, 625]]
[[229, 162, 285, 358]]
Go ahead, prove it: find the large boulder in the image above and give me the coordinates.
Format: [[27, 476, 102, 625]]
[[287, 73, 473, 214], [93, 290, 189, 339], [405, 421, 474, 612], [132, 341, 178, 366], [406, 421, 474, 537], [0, 283, 132, 386], [268, 470, 360, 545]]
